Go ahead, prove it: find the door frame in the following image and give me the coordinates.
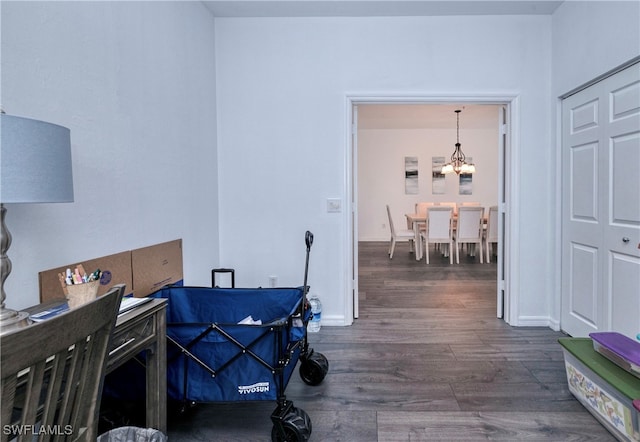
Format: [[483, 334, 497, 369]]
[[344, 93, 520, 324]]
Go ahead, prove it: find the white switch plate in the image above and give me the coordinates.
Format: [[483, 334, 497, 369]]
[[327, 198, 342, 213]]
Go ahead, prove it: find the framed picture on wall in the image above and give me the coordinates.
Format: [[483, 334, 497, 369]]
[[459, 157, 473, 195], [405, 156, 418, 194], [432, 156, 445, 194], [459, 174, 473, 195]]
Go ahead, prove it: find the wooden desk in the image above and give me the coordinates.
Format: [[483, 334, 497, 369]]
[[107, 299, 167, 433], [26, 298, 167, 433]]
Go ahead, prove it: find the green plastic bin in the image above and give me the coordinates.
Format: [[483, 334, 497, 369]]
[[559, 337, 640, 441]]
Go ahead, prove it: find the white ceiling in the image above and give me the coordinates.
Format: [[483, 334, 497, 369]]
[[358, 104, 500, 130], [203, 1, 564, 18]]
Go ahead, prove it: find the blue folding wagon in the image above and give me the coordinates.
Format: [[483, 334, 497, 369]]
[[150, 232, 328, 441]]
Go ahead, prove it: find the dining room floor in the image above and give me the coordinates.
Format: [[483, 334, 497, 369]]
[[165, 241, 615, 441]]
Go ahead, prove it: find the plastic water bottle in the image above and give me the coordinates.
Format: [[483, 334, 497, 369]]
[[307, 293, 322, 333]]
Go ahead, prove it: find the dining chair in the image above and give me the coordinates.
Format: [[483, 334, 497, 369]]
[[386, 204, 415, 259], [415, 202, 435, 217], [454, 206, 485, 264], [433, 202, 457, 250], [420, 206, 454, 264], [412, 202, 433, 234], [1, 284, 125, 442], [485, 205, 499, 263], [437, 201, 458, 216]]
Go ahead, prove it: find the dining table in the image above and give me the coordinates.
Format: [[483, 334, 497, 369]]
[[405, 211, 486, 261]]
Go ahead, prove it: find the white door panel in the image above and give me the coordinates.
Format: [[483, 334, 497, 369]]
[[609, 254, 640, 339], [562, 90, 604, 337], [604, 67, 640, 339], [570, 142, 599, 222], [610, 133, 640, 225], [571, 99, 599, 133], [562, 62, 640, 338], [611, 79, 640, 120], [568, 243, 599, 330]]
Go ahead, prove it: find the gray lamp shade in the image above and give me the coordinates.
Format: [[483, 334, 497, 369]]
[[1, 114, 74, 203]]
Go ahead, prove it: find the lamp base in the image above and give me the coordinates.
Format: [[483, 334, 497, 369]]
[[0, 307, 31, 335]]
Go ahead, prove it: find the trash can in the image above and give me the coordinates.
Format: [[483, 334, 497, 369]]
[[97, 427, 167, 442]]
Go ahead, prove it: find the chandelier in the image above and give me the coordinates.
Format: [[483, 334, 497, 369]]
[[441, 109, 475, 175]]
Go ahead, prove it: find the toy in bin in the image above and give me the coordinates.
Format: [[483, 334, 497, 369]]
[[152, 231, 328, 442]]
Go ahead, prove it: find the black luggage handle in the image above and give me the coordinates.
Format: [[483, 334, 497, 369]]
[[212, 268, 235, 288]]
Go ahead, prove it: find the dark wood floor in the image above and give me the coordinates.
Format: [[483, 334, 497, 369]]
[[166, 241, 614, 441]]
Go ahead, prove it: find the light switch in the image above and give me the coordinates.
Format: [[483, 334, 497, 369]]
[[327, 198, 342, 213]]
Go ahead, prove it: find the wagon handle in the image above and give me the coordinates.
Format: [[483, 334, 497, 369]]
[[305, 231, 314, 251], [302, 231, 313, 299]]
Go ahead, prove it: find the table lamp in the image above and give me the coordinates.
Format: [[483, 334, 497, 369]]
[[1, 112, 74, 334]]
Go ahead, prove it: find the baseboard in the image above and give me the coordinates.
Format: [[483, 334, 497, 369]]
[[515, 315, 557, 329], [317, 314, 351, 327]]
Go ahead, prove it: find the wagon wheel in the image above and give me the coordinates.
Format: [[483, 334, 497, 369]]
[[293, 406, 312, 435], [299, 351, 329, 386], [271, 407, 311, 442]]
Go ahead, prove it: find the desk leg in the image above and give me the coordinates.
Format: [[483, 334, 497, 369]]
[[147, 311, 167, 433]]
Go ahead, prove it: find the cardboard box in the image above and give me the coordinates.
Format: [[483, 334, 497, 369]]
[[39, 250, 133, 303], [131, 239, 183, 297]]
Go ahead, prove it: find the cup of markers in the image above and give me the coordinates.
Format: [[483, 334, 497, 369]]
[[62, 265, 101, 309]]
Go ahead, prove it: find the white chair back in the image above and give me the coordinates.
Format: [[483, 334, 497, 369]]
[[456, 206, 485, 241], [426, 206, 453, 241], [421, 206, 454, 264], [455, 206, 485, 264]]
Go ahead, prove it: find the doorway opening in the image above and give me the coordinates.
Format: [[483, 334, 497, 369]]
[[345, 95, 518, 324]]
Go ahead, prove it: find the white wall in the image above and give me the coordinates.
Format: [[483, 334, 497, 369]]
[[358, 123, 499, 241], [1, 1, 220, 309], [552, 1, 640, 97], [215, 15, 553, 325], [5, 2, 633, 328]]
